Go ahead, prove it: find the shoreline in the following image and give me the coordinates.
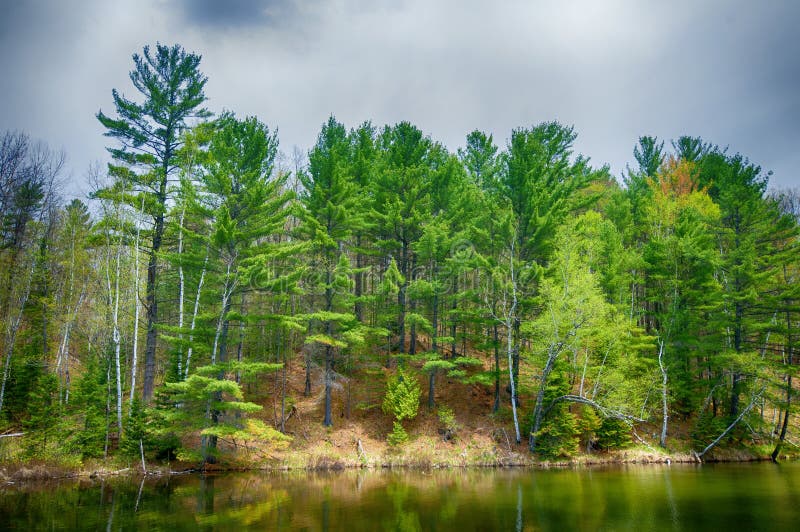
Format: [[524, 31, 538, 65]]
[[0, 450, 782, 484]]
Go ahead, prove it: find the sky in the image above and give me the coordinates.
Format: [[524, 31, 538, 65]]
[[1, 0, 799, 199]]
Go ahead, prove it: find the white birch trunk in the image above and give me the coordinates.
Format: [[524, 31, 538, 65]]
[[184, 253, 207, 379], [658, 340, 668, 448], [129, 198, 143, 406], [56, 223, 77, 402], [177, 206, 186, 378], [113, 236, 123, 434], [507, 240, 521, 444], [211, 261, 234, 366], [57, 285, 85, 405]]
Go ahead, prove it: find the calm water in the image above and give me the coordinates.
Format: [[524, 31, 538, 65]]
[[1, 463, 799, 530]]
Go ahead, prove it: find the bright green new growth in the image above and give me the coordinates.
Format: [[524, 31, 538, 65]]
[[153, 363, 288, 461], [383, 367, 422, 445]]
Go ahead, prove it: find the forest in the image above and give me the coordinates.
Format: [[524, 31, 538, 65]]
[[1, 43, 798, 470]]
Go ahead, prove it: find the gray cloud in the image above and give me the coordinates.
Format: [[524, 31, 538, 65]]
[[0, 0, 798, 195], [173, 0, 297, 29]]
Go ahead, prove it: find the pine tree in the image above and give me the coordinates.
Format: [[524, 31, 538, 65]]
[[696, 150, 781, 419], [299, 116, 369, 426], [96, 43, 210, 402], [185, 112, 295, 457], [371, 123, 437, 354]]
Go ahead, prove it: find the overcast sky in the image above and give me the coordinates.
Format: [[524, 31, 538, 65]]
[[1, 0, 798, 198]]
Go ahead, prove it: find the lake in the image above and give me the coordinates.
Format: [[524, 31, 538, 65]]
[[1, 463, 799, 530]]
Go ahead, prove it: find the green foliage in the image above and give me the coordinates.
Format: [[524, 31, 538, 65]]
[[70, 354, 109, 458], [437, 406, 457, 430], [4, 44, 800, 469], [535, 411, 580, 459], [532, 371, 581, 458], [576, 405, 602, 448], [387, 421, 410, 446], [383, 367, 422, 444], [152, 362, 284, 462], [383, 367, 422, 423], [23, 374, 70, 459], [96, 43, 210, 185], [595, 417, 631, 451], [119, 397, 148, 458], [500, 121, 603, 263], [437, 405, 460, 441]]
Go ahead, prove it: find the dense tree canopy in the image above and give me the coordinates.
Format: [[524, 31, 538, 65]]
[[1, 43, 798, 468]]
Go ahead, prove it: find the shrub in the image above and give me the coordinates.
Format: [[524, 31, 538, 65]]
[[382, 367, 421, 445], [388, 421, 410, 446], [437, 406, 459, 441], [595, 417, 631, 450], [382, 367, 421, 423], [535, 410, 580, 459]]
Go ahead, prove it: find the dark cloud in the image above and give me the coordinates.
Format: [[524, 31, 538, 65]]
[[174, 0, 298, 29]]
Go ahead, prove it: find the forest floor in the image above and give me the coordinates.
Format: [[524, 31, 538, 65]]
[[261, 353, 775, 472], [198, 335, 789, 474], [1, 340, 794, 482]]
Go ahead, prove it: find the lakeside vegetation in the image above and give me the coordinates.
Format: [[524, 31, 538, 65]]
[[1, 43, 798, 475]]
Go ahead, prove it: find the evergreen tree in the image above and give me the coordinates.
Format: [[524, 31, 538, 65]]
[[458, 130, 500, 192], [299, 116, 369, 426], [695, 150, 783, 419], [186, 112, 295, 457], [97, 43, 210, 402], [371, 122, 437, 354], [623, 135, 664, 228]]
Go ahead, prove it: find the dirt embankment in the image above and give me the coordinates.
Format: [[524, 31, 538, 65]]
[[1, 344, 787, 482]]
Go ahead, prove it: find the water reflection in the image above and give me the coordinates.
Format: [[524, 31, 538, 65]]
[[663, 468, 679, 530], [1, 464, 799, 530]]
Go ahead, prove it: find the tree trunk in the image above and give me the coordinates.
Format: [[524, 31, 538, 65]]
[[432, 281, 439, 353], [184, 253, 207, 379], [323, 267, 334, 427], [129, 208, 142, 403], [507, 320, 521, 444], [493, 323, 500, 413], [142, 210, 163, 403], [529, 347, 558, 452], [512, 317, 520, 400], [409, 256, 417, 355], [772, 307, 794, 462], [176, 206, 186, 379], [729, 303, 744, 417], [280, 323, 287, 433], [211, 262, 234, 366], [428, 370, 436, 410], [112, 237, 123, 435], [354, 235, 363, 322], [398, 240, 408, 353], [204, 263, 234, 458], [450, 275, 458, 358], [658, 340, 668, 448], [304, 348, 312, 396]]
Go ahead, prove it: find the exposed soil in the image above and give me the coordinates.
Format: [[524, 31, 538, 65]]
[[2, 338, 792, 481]]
